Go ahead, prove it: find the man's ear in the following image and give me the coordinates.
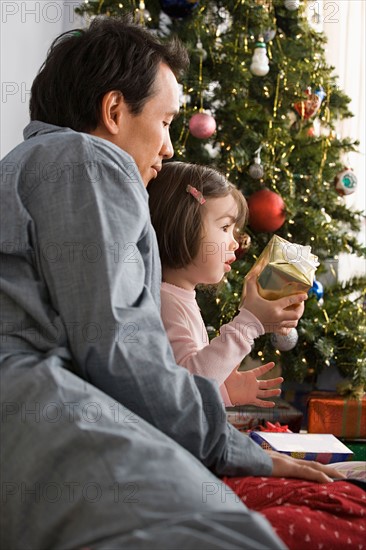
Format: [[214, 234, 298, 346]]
[[100, 91, 125, 135]]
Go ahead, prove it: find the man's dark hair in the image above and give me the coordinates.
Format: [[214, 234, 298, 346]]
[[30, 16, 189, 132]]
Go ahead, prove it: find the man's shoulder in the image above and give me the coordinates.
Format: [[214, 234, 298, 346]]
[[21, 121, 136, 171], [1, 122, 145, 205]]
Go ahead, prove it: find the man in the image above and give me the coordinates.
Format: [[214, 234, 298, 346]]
[[0, 16, 345, 549]]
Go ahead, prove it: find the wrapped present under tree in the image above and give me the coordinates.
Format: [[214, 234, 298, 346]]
[[307, 391, 366, 439]]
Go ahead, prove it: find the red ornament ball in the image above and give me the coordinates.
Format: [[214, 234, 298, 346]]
[[189, 112, 216, 139], [247, 188, 286, 232]]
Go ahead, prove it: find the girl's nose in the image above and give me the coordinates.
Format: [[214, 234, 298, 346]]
[[231, 236, 239, 251]]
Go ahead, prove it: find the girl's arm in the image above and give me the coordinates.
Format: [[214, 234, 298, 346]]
[[161, 292, 264, 387]]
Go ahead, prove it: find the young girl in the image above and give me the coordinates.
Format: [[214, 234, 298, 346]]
[[148, 161, 307, 407]]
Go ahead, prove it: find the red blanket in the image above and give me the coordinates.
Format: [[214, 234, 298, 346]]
[[223, 476, 366, 549]]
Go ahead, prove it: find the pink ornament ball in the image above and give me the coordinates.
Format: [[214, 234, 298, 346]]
[[189, 112, 216, 139]]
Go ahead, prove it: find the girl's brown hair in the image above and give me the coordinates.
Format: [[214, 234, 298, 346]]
[[148, 161, 248, 269]]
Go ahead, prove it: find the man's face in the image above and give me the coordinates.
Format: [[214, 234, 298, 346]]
[[115, 63, 180, 186]]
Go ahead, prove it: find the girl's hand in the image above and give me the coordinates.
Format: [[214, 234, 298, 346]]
[[225, 362, 283, 407], [242, 275, 307, 335]]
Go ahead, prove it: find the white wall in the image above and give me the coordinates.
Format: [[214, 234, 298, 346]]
[[0, 1, 83, 158], [322, 0, 366, 281]]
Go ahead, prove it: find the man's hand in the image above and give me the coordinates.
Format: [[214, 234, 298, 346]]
[[225, 362, 283, 407], [268, 450, 347, 483], [242, 275, 307, 335]]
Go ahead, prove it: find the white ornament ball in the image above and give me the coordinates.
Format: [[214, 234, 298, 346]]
[[271, 328, 298, 351], [284, 0, 300, 10], [334, 168, 358, 196], [189, 112, 216, 139]]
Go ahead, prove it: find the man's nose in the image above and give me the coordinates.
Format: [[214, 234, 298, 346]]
[[161, 133, 174, 159]]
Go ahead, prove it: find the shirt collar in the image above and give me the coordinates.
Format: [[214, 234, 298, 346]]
[[23, 121, 71, 141]]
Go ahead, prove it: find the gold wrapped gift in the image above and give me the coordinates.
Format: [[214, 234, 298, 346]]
[[241, 235, 319, 303]]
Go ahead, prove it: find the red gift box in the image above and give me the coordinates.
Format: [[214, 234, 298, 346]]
[[307, 391, 366, 438]]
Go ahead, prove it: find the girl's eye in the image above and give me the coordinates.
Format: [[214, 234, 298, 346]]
[[163, 121, 170, 128], [222, 225, 229, 232]]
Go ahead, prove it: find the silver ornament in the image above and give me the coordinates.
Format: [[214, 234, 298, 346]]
[[249, 160, 264, 179], [284, 0, 300, 10], [193, 39, 208, 61], [271, 328, 298, 351], [264, 28, 276, 43]]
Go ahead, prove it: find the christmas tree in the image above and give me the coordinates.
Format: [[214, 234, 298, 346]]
[[76, 0, 365, 391]]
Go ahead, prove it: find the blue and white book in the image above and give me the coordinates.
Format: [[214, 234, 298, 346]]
[[250, 432, 354, 464]]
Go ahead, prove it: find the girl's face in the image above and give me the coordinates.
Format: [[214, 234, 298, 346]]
[[188, 193, 239, 286]]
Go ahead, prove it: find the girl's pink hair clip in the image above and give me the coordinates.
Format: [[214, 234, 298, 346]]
[[186, 184, 206, 205]]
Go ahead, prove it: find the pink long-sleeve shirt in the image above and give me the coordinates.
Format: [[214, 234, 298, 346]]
[[160, 282, 265, 406]]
